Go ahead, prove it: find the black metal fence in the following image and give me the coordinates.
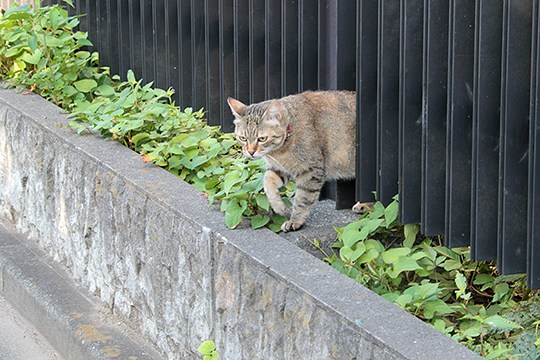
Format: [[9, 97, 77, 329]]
[[44, 0, 539, 289]]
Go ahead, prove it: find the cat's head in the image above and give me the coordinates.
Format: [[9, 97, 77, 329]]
[[227, 97, 289, 159]]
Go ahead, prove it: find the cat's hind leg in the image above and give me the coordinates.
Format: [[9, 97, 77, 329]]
[[264, 169, 289, 216], [352, 202, 374, 214]]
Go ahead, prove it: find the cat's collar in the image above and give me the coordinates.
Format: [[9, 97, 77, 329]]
[[286, 123, 292, 141]]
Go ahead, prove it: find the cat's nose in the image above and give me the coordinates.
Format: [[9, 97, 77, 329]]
[[246, 144, 257, 155]]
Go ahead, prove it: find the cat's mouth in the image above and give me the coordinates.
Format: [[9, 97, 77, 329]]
[[243, 149, 266, 159], [244, 152, 263, 160]]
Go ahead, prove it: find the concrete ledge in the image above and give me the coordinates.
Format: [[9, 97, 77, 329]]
[[0, 88, 480, 359]]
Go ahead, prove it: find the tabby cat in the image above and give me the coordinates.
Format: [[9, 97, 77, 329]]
[[228, 91, 358, 232]]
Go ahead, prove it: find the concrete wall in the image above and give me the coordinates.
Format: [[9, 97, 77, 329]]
[[0, 88, 479, 359]]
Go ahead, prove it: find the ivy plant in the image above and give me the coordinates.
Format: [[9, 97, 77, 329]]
[[322, 198, 540, 359], [0, 2, 290, 231], [198, 340, 218, 360]]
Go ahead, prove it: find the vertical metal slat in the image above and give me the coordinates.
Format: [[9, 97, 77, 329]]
[[190, 0, 206, 111], [498, 0, 532, 275], [153, 0, 167, 89], [233, 0, 250, 105], [471, 0, 503, 261], [249, 0, 265, 103], [282, 0, 299, 97], [398, 0, 423, 224], [529, 0, 540, 289], [421, 0, 448, 236], [445, 0, 474, 247], [265, 0, 281, 100], [377, 0, 400, 207], [204, 0, 221, 127], [299, 0, 318, 92], [219, 0, 235, 131], [356, 0, 378, 204]]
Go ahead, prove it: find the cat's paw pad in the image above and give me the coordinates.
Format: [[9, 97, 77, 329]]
[[352, 202, 374, 214], [281, 220, 303, 232]]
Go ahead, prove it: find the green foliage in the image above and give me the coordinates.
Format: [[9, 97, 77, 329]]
[[198, 340, 218, 360], [327, 198, 539, 359], [0, 2, 104, 109], [0, 2, 290, 231]]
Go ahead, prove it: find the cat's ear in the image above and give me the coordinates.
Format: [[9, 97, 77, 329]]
[[227, 97, 247, 118], [262, 101, 284, 123]]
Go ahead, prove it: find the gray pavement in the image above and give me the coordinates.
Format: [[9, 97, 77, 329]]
[[0, 223, 163, 360], [0, 294, 62, 360]]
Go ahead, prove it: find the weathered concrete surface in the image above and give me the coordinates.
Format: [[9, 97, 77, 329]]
[[0, 224, 163, 360], [0, 88, 481, 359]]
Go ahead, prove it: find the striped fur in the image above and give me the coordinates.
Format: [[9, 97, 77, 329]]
[[228, 91, 357, 232]]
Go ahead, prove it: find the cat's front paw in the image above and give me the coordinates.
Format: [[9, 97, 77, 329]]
[[281, 220, 303, 232], [272, 204, 290, 217]]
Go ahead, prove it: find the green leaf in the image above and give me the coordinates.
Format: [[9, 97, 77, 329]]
[[131, 133, 150, 146], [394, 293, 413, 308], [462, 327, 481, 338], [268, 214, 287, 232], [423, 299, 453, 319], [223, 171, 242, 195], [384, 200, 399, 227], [28, 35, 38, 52], [198, 340, 216, 355], [77, 37, 93, 47], [492, 283, 510, 302], [250, 214, 270, 229], [224, 200, 246, 229], [49, 7, 65, 28], [442, 259, 463, 271], [403, 224, 418, 248], [357, 248, 379, 264], [3, 6, 31, 20], [127, 69, 136, 83], [432, 319, 447, 333], [73, 79, 98, 93], [485, 344, 513, 360], [454, 272, 471, 301], [434, 246, 460, 261], [62, 85, 77, 97], [455, 272, 467, 289], [381, 248, 411, 264], [412, 282, 440, 299], [388, 257, 421, 278], [182, 155, 209, 170], [255, 194, 270, 211], [340, 242, 366, 263], [484, 315, 521, 330], [21, 49, 43, 65], [340, 219, 383, 248], [368, 201, 385, 219], [95, 84, 116, 96], [473, 274, 494, 285]]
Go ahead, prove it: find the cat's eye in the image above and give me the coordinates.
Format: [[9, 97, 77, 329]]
[[257, 136, 268, 143], [238, 135, 247, 142]]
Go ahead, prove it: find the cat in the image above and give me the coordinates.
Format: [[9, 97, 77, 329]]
[[228, 90, 364, 232]]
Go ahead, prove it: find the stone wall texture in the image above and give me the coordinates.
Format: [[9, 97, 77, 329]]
[[0, 88, 480, 359]]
